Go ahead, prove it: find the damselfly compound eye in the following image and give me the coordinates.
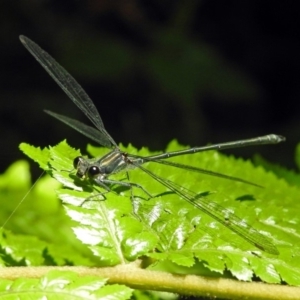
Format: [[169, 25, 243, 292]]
[[88, 166, 101, 177]]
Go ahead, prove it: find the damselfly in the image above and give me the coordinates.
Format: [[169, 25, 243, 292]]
[[20, 35, 285, 255]]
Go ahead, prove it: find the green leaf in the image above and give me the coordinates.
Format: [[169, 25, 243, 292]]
[[0, 228, 93, 266], [49, 141, 82, 190], [19, 143, 51, 171], [253, 154, 300, 187], [0, 157, 95, 266], [18, 140, 300, 286], [0, 160, 31, 227]]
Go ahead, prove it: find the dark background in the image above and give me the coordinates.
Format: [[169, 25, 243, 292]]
[[1, 1, 299, 177]]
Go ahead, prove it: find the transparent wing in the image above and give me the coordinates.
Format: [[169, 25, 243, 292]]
[[136, 164, 278, 255], [20, 35, 117, 148], [45, 110, 114, 148]]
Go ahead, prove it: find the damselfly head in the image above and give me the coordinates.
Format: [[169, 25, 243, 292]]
[[74, 156, 104, 179]]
